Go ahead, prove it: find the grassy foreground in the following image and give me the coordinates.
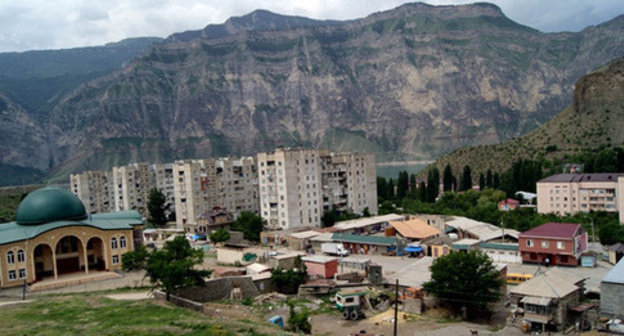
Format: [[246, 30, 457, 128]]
[[0, 292, 276, 335]]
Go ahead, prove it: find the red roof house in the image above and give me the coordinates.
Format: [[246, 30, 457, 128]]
[[498, 198, 519, 211], [519, 223, 587, 266]]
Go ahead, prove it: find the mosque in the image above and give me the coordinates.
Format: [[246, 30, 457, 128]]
[[0, 187, 143, 288]]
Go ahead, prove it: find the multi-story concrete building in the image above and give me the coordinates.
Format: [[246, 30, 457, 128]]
[[257, 148, 377, 230], [151, 163, 176, 214], [70, 170, 114, 214], [536, 173, 624, 216], [112, 163, 154, 218], [215, 157, 259, 217], [174, 157, 259, 231], [173, 159, 217, 230], [321, 151, 377, 216]]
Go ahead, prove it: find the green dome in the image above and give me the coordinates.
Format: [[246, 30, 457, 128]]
[[16, 187, 87, 225]]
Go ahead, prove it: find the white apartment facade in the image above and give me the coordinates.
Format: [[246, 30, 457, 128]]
[[216, 157, 259, 216], [70, 170, 114, 214], [537, 173, 624, 217], [257, 148, 378, 230], [112, 163, 154, 217]]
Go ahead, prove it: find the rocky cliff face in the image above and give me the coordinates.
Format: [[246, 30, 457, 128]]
[[424, 55, 624, 178], [7, 3, 624, 182]]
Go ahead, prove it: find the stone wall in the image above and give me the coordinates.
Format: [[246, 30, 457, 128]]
[[601, 282, 624, 319], [176, 276, 260, 302]]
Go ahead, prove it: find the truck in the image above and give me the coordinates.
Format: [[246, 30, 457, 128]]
[[336, 288, 367, 320], [322, 242, 349, 256]]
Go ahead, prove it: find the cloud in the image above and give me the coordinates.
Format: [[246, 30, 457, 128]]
[[0, 0, 622, 52]]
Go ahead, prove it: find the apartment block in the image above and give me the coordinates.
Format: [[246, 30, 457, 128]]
[[321, 152, 378, 216], [151, 163, 176, 213], [215, 157, 259, 217], [70, 170, 114, 214], [173, 159, 218, 230], [257, 148, 377, 230], [112, 163, 154, 218], [537, 173, 624, 216]]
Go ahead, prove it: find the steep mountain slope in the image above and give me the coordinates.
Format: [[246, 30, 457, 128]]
[[0, 37, 162, 120], [424, 55, 624, 177], [44, 3, 624, 181]]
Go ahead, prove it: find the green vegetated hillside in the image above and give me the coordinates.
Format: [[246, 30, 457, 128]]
[[423, 55, 624, 179], [4, 3, 624, 185]]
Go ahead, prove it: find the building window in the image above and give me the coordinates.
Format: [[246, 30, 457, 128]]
[[19, 269, 26, 279], [541, 240, 549, 248], [557, 241, 565, 249], [120, 236, 127, 248], [8, 270, 16, 280], [560, 255, 568, 263], [17, 250, 25, 263], [111, 238, 118, 249], [7, 251, 14, 264], [112, 255, 119, 264], [526, 240, 533, 247]]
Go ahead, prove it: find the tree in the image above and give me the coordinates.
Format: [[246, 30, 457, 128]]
[[231, 211, 266, 242], [426, 168, 440, 202], [388, 179, 395, 199], [418, 181, 427, 202], [209, 228, 230, 243], [147, 188, 169, 227], [287, 301, 312, 334], [443, 164, 454, 192], [397, 171, 409, 199], [271, 257, 307, 294], [486, 169, 493, 188], [479, 173, 485, 191], [423, 250, 503, 315], [493, 172, 500, 189], [122, 236, 210, 301], [599, 222, 624, 245], [461, 165, 472, 191]]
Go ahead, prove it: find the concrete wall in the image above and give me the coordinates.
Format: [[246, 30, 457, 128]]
[[601, 282, 624, 319], [305, 260, 338, 279]]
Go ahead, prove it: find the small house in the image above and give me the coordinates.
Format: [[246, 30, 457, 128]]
[[519, 222, 587, 266], [498, 198, 519, 211], [267, 251, 306, 269], [301, 255, 338, 279], [607, 242, 624, 265]]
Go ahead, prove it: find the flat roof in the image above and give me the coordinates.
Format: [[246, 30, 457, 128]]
[[301, 255, 338, 264], [289, 230, 320, 239], [331, 233, 396, 246]]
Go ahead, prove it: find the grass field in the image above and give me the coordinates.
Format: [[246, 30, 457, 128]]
[[0, 292, 281, 336]]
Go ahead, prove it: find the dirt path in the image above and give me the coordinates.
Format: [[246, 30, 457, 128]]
[[106, 291, 152, 300]]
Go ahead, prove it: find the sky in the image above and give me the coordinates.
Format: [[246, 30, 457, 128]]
[[1, 0, 623, 53]]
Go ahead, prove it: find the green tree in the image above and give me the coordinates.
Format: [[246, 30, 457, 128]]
[[423, 250, 502, 315], [287, 301, 312, 334], [418, 181, 427, 202], [486, 169, 493, 188], [493, 172, 500, 189], [479, 173, 485, 191], [147, 188, 169, 227], [388, 179, 395, 199], [599, 222, 624, 245], [443, 164, 454, 192], [270, 257, 307, 294], [122, 236, 210, 301], [461, 165, 472, 191], [426, 168, 440, 202], [209, 228, 230, 243], [397, 171, 409, 199], [232, 211, 266, 242], [377, 177, 389, 200]]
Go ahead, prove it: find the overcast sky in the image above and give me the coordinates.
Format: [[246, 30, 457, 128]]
[[1, 0, 623, 53]]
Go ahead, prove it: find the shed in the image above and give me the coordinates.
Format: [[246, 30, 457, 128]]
[[331, 233, 397, 255], [301, 255, 339, 279], [388, 218, 440, 241]]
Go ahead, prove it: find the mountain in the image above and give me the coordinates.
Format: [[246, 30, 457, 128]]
[[0, 37, 162, 120], [423, 54, 624, 177], [5, 2, 624, 184]]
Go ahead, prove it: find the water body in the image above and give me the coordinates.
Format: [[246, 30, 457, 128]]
[[376, 161, 432, 180]]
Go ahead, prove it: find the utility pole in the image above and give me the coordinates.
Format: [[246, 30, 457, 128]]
[[394, 279, 399, 336]]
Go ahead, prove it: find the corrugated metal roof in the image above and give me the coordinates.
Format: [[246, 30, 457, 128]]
[[602, 257, 624, 284], [539, 173, 624, 183], [510, 271, 580, 298], [479, 242, 519, 251], [520, 222, 580, 239], [389, 219, 440, 240], [331, 233, 396, 246], [333, 214, 405, 231], [0, 211, 142, 245]]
